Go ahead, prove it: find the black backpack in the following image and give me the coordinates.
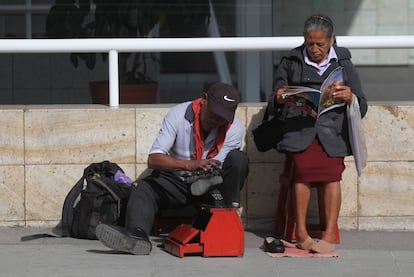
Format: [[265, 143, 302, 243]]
[[21, 161, 132, 241], [59, 161, 131, 239]]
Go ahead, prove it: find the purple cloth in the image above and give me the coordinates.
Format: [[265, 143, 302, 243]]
[[114, 170, 133, 185]]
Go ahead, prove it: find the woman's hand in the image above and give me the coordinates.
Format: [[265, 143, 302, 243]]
[[332, 84, 353, 105], [275, 87, 288, 104]]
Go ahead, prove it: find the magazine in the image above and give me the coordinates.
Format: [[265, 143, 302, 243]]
[[281, 66, 346, 118], [347, 94, 367, 176]]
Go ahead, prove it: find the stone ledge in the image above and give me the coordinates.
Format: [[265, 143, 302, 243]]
[[0, 103, 413, 232]]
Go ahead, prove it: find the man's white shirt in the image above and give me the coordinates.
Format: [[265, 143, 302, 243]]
[[149, 101, 244, 169]]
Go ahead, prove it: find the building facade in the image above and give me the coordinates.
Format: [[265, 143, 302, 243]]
[[0, 0, 414, 103]]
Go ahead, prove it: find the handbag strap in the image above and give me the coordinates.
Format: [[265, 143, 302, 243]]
[[262, 102, 288, 123], [262, 105, 271, 123]]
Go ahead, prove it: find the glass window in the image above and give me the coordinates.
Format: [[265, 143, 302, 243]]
[[32, 14, 47, 38], [0, 1, 413, 104], [2, 0, 26, 4], [33, 0, 53, 4], [0, 14, 25, 38]]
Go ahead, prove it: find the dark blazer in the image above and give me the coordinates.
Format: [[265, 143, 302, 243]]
[[268, 45, 368, 157]]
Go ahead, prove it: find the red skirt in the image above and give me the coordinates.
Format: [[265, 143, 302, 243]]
[[290, 137, 345, 183]]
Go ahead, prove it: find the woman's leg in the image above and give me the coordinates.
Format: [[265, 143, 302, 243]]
[[294, 182, 313, 248], [321, 181, 341, 243], [311, 180, 341, 253]]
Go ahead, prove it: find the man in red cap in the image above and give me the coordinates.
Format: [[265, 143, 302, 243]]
[[96, 82, 249, 255]]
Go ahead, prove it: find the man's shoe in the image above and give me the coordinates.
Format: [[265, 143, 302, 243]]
[[207, 188, 225, 208], [180, 169, 221, 184], [95, 224, 152, 255], [190, 175, 223, 196]]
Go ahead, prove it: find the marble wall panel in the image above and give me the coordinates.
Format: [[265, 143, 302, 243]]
[[341, 162, 359, 217], [1, 103, 414, 231], [25, 164, 135, 221], [25, 164, 88, 221], [337, 162, 359, 230], [0, 166, 24, 223], [338, 216, 358, 230], [25, 106, 136, 164], [363, 105, 414, 161], [0, 108, 24, 165], [359, 216, 414, 231], [247, 163, 283, 218], [359, 162, 414, 218], [136, 106, 170, 163]]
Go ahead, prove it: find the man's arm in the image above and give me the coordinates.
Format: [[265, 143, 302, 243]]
[[148, 153, 221, 172], [212, 118, 244, 163]]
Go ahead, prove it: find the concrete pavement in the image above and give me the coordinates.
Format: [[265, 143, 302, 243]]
[[1, 227, 414, 277]]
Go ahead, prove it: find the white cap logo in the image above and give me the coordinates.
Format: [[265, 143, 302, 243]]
[[223, 95, 235, 102]]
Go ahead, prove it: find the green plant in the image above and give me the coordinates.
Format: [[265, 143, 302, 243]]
[[45, 0, 160, 84]]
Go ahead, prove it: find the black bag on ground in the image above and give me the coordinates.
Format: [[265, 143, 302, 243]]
[[252, 105, 284, 152], [60, 161, 131, 239], [21, 161, 132, 241]]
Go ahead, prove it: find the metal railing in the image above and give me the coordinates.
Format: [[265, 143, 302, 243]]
[[1, 36, 414, 106]]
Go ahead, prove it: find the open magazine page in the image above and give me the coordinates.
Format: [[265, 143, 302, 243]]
[[281, 86, 320, 107], [318, 67, 346, 116], [281, 66, 346, 118]]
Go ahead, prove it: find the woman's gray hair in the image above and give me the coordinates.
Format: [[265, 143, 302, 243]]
[[303, 14, 334, 39]]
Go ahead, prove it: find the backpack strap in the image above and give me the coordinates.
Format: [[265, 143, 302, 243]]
[[20, 233, 58, 241], [92, 178, 122, 217], [60, 176, 86, 237]]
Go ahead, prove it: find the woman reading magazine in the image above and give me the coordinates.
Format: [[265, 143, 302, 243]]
[[268, 14, 368, 253]]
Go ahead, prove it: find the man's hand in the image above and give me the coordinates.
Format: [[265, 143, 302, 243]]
[[186, 159, 221, 172], [147, 153, 221, 173]]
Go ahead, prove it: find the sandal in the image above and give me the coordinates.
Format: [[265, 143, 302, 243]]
[[296, 236, 314, 251], [311, 240, 335, 254]]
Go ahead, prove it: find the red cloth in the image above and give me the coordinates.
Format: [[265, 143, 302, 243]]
[[263, 240, 339, 258], [290, 137, 345, 183], [192, 98, 230, 160]]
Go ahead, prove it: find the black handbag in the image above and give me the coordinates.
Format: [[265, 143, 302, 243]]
[[252, 105, 284, 152]]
